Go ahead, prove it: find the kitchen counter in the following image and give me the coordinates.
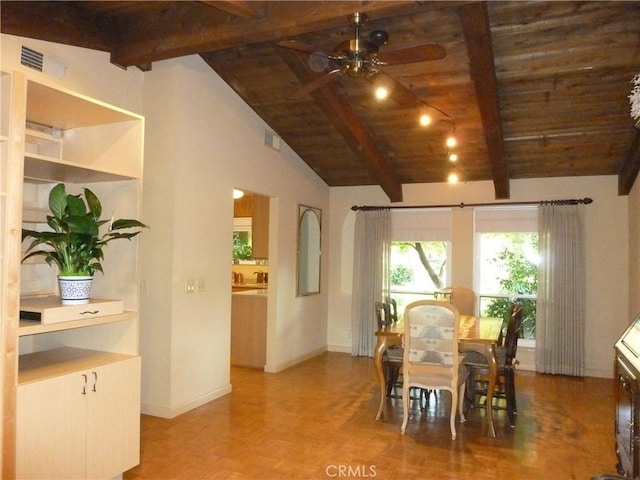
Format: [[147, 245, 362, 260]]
[[232, 282, 268, 291], [232, 289, 268, 296]]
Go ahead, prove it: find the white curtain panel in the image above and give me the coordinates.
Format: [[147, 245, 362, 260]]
[[536, 204, 585, 376], [351, 209, 391, 357]]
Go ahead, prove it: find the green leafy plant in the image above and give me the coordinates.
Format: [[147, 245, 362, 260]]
[[232, 232, 252, 260], [483, 239, 538, 338], [22, 183, 148, 276]]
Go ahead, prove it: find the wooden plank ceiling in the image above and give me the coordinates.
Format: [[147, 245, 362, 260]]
[[2, 1, 639, 202]]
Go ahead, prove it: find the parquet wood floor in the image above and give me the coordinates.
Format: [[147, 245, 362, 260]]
[[125, 352, 617, 480]]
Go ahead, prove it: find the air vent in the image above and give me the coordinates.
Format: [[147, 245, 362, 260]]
[[264, 130, 281, 151], [20, 46, 66, 78], [21, 46, 44, 72]]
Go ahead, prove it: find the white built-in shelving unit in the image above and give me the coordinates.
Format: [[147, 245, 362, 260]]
[[1, 69, 144, 479]]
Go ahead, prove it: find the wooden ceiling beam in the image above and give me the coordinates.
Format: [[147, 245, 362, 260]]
[[0, 1, 115, 53], [459, 2, 510, 199], [109, 1, 423, 68], [618, 129, 640, 195], [273, 49, 403, 202], [199, 1, 267, 19]]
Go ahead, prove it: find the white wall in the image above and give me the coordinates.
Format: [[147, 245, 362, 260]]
[[327, 176, 628, 378], [140, 56, 330, 417]]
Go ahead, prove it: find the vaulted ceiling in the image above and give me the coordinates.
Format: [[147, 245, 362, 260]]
[[2, 1, 639, 202]]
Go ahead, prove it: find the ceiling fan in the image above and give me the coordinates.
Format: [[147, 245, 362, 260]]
[[277, 12, 446, 104]]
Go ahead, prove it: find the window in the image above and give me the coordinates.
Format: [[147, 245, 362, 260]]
[[474, 208, 538, 340], [390, 241, 451, 315], [233, 217, 252, 262], [390, 209, 452, 318]]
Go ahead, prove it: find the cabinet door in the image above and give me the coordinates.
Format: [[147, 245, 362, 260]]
[[17, 372, 87, 479], [86, 357, 141, 480]]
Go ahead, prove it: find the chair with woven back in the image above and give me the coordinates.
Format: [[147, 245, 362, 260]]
[[400, 300, 468, 439], [464, 303, 524, 427]]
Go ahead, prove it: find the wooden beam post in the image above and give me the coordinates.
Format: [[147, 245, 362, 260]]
[[459, 2, 510, 199]]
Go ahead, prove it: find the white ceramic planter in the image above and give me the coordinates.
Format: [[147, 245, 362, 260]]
[[58, 276, 93, 305]]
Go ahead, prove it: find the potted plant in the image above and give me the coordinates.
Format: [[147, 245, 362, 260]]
[[22, 183, 148, 305]]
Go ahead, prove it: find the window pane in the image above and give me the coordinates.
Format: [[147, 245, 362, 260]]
[[389, 241, 450, 320], [477, 232, 538, 340], [478, 233, 538, 294]]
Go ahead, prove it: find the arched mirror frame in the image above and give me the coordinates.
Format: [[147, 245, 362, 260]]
[[296, 205, 322, 296]]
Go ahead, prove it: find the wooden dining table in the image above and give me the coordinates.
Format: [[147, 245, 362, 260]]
[[374, 315, 503, 437]]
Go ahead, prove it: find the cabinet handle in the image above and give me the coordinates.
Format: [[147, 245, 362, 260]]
[[627, 420, 634, 430], [619, 375, 629, 388], [92, 371, 98, 392], [81, 374, 88, 395], [80, 310, 99, 315]]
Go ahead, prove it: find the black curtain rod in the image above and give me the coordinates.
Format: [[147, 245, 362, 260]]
[[351, 197, 593, 211]]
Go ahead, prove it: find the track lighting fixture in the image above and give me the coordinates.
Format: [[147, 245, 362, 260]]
[[418, 105, 432, 126], [415, 101, 460, 183], [446, 133, 457, 148]]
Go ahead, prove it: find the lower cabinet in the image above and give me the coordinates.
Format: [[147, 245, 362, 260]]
[[17, 356, 141, 480], [231, 293, 267, 368]]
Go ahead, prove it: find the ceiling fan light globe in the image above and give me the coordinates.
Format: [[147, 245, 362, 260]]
[[375, 86, 389, 100], [308, 53, 329, 72]]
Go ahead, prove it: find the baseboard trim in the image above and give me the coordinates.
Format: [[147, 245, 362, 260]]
[[141, 383, 232, 418], [327, 344, 351, 354], [264, 347, 327, 373]]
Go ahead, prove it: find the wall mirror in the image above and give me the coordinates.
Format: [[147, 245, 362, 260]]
[[297, 205, 321, 296]]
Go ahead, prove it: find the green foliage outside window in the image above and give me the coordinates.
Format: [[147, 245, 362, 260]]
[[233, 232, 252, 260], [482, 235, 538, 339], [390, 265, 413, 286]]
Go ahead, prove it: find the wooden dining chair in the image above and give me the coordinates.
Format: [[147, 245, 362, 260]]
[[400, 300, 468, 439], [385, 296, 398, 322], [464, 303, 524, 427], [375, 301, 403, 397]]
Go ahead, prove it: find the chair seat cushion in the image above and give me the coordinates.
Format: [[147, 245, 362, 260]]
[[386, 346, 404, 361], [464, 346, 507, 367]]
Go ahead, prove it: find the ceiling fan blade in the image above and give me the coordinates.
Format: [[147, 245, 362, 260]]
[[277, 40, 325, 56], [367, 72, 420, 108], [377, 43, 446, 65], [289, 69, 342, 100]]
